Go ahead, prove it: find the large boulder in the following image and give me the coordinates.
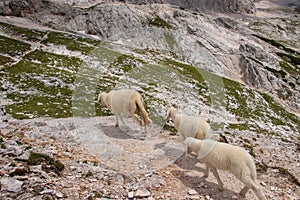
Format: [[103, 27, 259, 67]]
[[122, 0, 257, 14]]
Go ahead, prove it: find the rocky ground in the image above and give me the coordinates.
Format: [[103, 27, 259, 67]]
[[0, 113, 299, 200]]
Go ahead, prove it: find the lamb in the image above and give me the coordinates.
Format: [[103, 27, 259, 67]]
[[165, 107, 212, 140], [184, 137, 267, 200], [98, 89, 152, 133]]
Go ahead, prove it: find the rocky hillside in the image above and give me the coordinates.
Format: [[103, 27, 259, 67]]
[[0, 0, 299, 199]]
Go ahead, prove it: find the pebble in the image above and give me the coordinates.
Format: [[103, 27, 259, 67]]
[[56, 191, 64, 198], [260, 181, 266, 186], [270, 186, 275, 191], [188, 189, 198, 195], [135, 188, 151, 198], [128, 191, 134, 198]]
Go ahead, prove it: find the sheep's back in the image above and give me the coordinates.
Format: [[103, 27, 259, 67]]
[[202, 143, 252, 171], [179, 115, 202, 138], [110, 89, 135, 114], [196, 118, 210, 139]]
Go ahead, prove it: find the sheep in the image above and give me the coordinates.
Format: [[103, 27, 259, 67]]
[[165, 107, 212, 140], [184, 137, 267, 200], [98, 89, 152, 133]]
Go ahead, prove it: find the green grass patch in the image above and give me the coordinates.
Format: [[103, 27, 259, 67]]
[[0, 21, 46, 42], [276, 52, 300, 67], [28, 152, 65, 174], [2, 50, 82, 119], [0, 55, 13, 66], [253, 34, 299, 55], [0, 35, 31, 56], [148, 14, 172, 28], [41, 31, 101, 54]]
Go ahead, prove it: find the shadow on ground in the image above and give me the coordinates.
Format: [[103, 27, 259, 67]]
[[173, 154, 244, 200]]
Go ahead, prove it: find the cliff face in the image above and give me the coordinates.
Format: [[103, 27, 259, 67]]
[[0, 0, 299, 117]]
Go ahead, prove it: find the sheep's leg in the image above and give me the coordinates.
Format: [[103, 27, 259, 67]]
[[129, 101, 144, 132], [210, 167, 224, 191], [239, 176, 267, 200], [119, 114, 126, 126], [115, 115, 119, 127], [239, 186, 249, 197], [130, 112, 143, 130], [203, 164, 209, 178]]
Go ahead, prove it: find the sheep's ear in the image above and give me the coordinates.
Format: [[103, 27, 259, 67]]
[[165, 107, 171, 119], [97, 94, 102, 103]]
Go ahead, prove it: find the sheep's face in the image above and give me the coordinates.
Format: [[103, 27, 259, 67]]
[[165, 107, 175, 119], [98, 93, 106, 106]]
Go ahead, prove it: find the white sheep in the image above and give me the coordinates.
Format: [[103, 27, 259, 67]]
[[166, 107, 212, 140], [184, 137, 267, 200], [98, 89, 152, 133]]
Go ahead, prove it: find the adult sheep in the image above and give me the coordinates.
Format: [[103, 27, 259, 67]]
[[165, 107, 212, 140], [98, 89, 152, 133], [184, 137, 267, 200]]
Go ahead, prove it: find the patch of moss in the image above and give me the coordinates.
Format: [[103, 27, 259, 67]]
[[164, 32, 177, 51], [42, 195, 52, 200], [54, 160, 65, 172], [0, 35, 31, 56], [253, 34, 298, 55], [260, 92, 299, 129], [279, 61, 298, 75], [265, 65, 287, 78], [2, 50, 82, 119], [41, 31, 101, 54], [28, 152, 54, 165], [148, 14, 172, 28], [243, 143, 256, 157], [256, 161, 269, 172], [86, 170, 93, 177], [162, 123, 177, 135], [111, 54, 145, 72], [0, 21, 46, 42], [276, 52, 300, 66], [28, 152, 64, 174], [162, 58, 210, 105], [0, 55, 13, 66]]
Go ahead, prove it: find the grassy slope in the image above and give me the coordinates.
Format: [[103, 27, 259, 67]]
[[0, 21, 299, 143]]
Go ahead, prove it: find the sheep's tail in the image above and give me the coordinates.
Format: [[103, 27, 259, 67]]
[[136, 96, 152, 125]]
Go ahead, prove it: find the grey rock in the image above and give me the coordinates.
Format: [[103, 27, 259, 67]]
[[121, 0, 256, 13], [0, 177, 23, 193], [134, 187, 151, 197]]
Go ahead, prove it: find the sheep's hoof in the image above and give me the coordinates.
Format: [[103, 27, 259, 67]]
[[202, 174, 208, 179], [239, 192, 246, 197], [217, 186, 224, 191]]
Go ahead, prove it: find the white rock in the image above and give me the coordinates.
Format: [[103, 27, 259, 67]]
[[188, 189, 198, 195], [56, 191, 64, 198], [270, 186, 275, 191], [135, 188, 151, 198], [128, 191, 134, 198], [260, 181, 266, 186]]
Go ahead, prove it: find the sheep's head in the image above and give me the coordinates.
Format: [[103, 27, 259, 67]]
[[165, 106, 176, 119], [184, 137, 194, 147]]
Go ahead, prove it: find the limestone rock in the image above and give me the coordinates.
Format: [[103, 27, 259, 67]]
[[0, 177, 23, 193]]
